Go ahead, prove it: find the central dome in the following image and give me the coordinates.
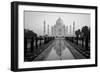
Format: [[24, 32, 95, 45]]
[[56, 17, 64, 25]]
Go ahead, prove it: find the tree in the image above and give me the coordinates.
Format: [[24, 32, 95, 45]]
[[24, 29, 37, 38], [82, 26, 88, 38], [88, 28, 90, 41], [75, 29, 81, 45], [82, 26, 89, 50]]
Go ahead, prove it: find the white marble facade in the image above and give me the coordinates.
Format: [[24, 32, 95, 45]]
[[51, 17, 67, 38]]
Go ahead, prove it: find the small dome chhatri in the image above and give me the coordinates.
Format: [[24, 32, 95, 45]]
[[56, 17, 64, 25]]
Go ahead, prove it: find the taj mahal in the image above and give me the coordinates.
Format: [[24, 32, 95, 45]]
[[44, 17, 75, 38], [51, 17, 67, 38]]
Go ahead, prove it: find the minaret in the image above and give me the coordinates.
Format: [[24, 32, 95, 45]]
[[73, 21, 75, 37], [51, 26, 53, 36], [48, 24, 49, 36], [44, 20, 46, 35], [66, 26, 68, 36], [64, 26, 66, 37], [67, 26, 68, 36], [70, 25, 71, 36]]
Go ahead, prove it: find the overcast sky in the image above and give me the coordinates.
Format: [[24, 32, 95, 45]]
[[24, 11, 90, 36]]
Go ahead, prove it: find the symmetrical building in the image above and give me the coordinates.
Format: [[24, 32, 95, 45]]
[[44, 17, 75, 38], [51, 17, 66, 38]]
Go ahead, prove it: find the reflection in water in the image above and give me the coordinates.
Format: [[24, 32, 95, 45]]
[[44, 39, 75, 60], [54, 39, 61, 57], [61, 47, 74, 59], [45, 48, 60, 60]]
